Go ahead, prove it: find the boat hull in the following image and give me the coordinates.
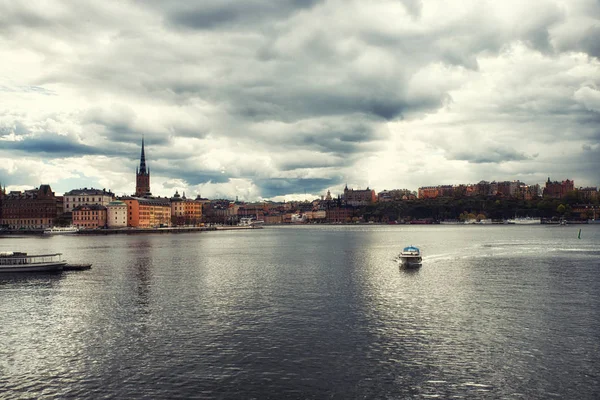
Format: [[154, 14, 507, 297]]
[[399, 256, 422, 268], [0, 261, 66, 273]]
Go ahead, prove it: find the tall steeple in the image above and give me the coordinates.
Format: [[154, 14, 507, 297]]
[[139, 136, 147, 174], [135, 137, 151, 197]]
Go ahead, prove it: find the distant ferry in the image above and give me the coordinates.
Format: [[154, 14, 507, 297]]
[[398, 246, 422, 268], [0, 251, 67, 273], [43, 226, 79, 235], [506, 217, 541, 225]]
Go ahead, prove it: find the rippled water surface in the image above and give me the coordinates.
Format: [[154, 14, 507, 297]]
[[1, 225, 599, 399]]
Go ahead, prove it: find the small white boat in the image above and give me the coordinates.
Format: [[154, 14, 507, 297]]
[[506, 217, 541, 225], [0, 252, 67, 273], [43, 226, 79, 235], [238, 218, 264, 228], [398, 246, 422, 268]]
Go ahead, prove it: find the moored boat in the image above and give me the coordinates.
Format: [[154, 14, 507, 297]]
[[506, 217, 541, 225], [43, 226, 79, 235], [398, 246, 422, 268], [0, 252, 67, 273], [238, 217, 264, 228]]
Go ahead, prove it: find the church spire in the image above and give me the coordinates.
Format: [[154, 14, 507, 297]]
[[135, 136, 151, 196], [139, 136, 147, 175]]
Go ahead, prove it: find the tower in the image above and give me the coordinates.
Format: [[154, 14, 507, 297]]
[[135, 137, 151, 197]]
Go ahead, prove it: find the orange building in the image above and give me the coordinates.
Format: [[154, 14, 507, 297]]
[[418, 186, 439, 199], [72, 204, 107, 229], [122, 197, 171, 228]]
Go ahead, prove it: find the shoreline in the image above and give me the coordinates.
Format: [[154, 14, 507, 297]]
[[1, 220, 594, 236]]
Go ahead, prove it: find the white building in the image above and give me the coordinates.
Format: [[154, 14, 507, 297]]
[[63, 188, 115, 213], [106, 200, 128, 228]]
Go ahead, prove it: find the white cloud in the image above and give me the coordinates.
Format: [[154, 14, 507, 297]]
[[1, 0, 599, 198]]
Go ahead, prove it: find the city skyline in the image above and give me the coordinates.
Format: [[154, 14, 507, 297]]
[[1, 1, 599, 201]]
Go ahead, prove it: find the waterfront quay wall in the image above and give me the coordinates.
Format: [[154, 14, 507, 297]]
[[0, 226, 218, 236], [77, 227, 217, 235]]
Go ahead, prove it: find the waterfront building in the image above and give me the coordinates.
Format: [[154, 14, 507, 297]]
[[543, 178, 574, 199], [418, 186, 439, 199], [343, 185, 377, 206], [474, 181, 494, 196], [496, 181, 513, 197], [170, 191, 203, 226], [72, 204, 107, 229], [306, 210, 327, 222], [106, 200, 128, 228], [135, 137, 151, 197], [326, 207, 353, 223], [63, 188, 115, 213], [515, 183, 541, 200], [238, 202, 268, 220], [378, 189, 416, 202], [578, 187, 598, 202], [122, 196, 171, 228], [490, 181, 499, 196], [438, 185, 455, 197], [0, 185, 62, 229], [263, 214, 283, 224], [572, 204, 600, 219], [203, 200, 239, 224]]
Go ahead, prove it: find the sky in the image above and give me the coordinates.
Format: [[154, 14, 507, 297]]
[[0, 0, 599, 201]]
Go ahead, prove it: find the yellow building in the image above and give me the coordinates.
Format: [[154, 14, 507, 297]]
[[170, 191, 203, 226]]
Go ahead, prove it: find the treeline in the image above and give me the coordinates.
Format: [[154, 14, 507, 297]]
[[355, 194, 598, 222]]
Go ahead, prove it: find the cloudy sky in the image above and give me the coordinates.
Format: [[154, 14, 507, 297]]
[[1, 0, 599, 201]]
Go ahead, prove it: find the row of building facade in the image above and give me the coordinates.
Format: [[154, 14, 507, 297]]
[[1, 179, 598, 230], [0, 139, 597, 229], [0, 185, 207, 230], [418, 178, 598, 201]]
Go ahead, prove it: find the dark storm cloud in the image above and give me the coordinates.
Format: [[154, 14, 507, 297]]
[[246, 117, 389, 158], [1, 134, 103, 157], [579, 25, 600, 58], [2, 0, 600, 197], [0, 120, 29, 136], [83, 108, 171, 146], [149, 165, 230, 185], [156, 0, 322, 30], [277, 160, 347, 171], [276, 154, 352, 171], [300, 133, 374, 155], [255, 177, 339, 198], [449, 147, 532, 164]]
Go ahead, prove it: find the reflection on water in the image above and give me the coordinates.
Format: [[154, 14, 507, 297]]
[[1, 225, 599, 399]]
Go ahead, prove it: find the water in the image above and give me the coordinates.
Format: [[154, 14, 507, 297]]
[[1, 225, 599, 399]]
